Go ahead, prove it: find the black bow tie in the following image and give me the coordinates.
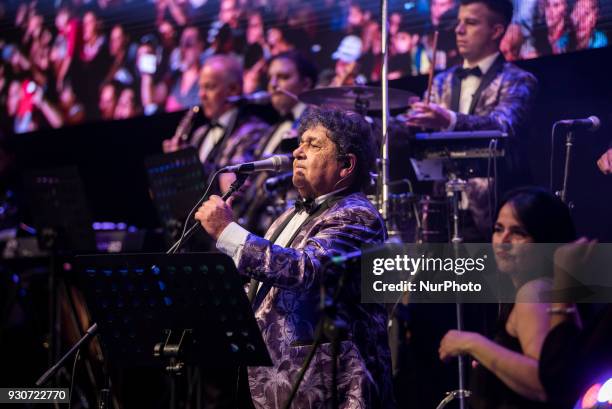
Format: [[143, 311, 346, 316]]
[[209, 121, 224, 130], [294, 197, 317, 214], [280, 112, 295, 122], [455, 66, 483, 80]]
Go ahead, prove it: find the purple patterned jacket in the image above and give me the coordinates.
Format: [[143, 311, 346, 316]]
[[428, 56, 538, 136], [428, 56, 538, 236], [237, 192, 395, 409]]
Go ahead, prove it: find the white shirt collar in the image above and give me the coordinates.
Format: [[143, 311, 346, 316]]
[[463, 52, 500, 75], [216, 107, 238, 128], [291, 102, 307, 121], [314, 186, 349, 206]]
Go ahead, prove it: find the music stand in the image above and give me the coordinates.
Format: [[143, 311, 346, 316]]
[[144, 148, 206, 243], [74, 252, 271, 370], [22, 166, 95, 253], [22, 166, 96, 387]]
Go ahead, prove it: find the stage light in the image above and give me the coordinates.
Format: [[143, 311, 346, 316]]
[[597, 378, 612, 404], [581, 383, 600, 409], [579, 378, 612, 408]]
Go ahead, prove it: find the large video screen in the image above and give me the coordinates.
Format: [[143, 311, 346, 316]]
[[0, 0, 610, 134]]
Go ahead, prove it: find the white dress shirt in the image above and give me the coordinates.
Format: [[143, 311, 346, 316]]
[[216, 187, 348, 267], [198, 108, 238, 163], [261, 103, 307, 156], [447, 52, 500, 130]]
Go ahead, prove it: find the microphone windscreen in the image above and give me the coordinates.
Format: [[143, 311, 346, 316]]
[[272, 155, 293, 172], [589, 116, 601, 131]]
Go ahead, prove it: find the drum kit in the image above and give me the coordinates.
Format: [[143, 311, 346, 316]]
[[283, 84, 507, 246]]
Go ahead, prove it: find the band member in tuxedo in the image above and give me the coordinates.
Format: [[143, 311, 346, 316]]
[[260, 50, 317, 156], [240, 50, 318, 234], [195, 107, 395, 409], [396, 1, 538, 406], [162, 54, 269, 193], [404, 0, 538, 239]]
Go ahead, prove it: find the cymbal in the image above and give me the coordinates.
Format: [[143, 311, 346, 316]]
[[298, 86, 416, 112]]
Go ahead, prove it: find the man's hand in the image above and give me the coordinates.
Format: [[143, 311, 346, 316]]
[[404, 102, 452, 130], [162, 137, 180, 153], [597, 148, 612, 175], [194, 195, 235, 241]]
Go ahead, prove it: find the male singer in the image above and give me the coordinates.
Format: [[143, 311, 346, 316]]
[[195, 107, 395, 409]]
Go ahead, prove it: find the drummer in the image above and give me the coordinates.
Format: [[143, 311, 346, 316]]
[[402, 0, 538, 240]]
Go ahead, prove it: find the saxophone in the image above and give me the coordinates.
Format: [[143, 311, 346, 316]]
[[164, 105, 200, 152]]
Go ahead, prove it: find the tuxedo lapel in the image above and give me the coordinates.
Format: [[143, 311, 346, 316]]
[[193, 124, 211, 153], [250, 194, 346, 309], [450, 71, 461, 112], [206, 109, 240, 166], [247, 209, 297, 304], [467, 55, 505, 115]]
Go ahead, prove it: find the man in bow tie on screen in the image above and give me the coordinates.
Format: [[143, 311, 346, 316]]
[[404, 0, 538, 240], [195, 107, 395, 409]]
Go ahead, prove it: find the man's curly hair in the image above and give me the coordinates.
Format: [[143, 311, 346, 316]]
[[297, 107, 377, 191]]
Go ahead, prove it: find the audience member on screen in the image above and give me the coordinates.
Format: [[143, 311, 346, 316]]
[[571, 0, 608, 50], [534, 0, 577, 55]]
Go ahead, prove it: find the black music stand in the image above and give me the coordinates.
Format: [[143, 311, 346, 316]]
[[74, 252, 271, 370], [22, 166, 95, 253], [144, 148, 206, 244], [22, 166, 97, 389]]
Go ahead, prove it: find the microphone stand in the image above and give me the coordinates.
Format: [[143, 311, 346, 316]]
[[166, 173, 249, 254], [281, 254, 355, 409], [36, 323, 98, 387], [558, 130, 574, 206], [378, 0, 391, 224]]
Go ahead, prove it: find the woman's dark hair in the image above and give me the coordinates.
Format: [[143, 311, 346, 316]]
[[496, 186, 576, 243]]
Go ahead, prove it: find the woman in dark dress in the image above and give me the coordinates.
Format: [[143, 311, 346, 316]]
[[438, 187, 576, 409]]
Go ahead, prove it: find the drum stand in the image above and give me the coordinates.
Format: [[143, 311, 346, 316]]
[[436, 174, 472, 409]]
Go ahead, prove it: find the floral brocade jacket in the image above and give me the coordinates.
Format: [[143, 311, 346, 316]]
[[238, 192, 395, 409]]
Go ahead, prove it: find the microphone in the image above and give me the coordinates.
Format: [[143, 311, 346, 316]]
[[556, 116, 601, 131], [220, 155, 292, 173], [36, 323, 98, 386], [226, 91, 270, 105]]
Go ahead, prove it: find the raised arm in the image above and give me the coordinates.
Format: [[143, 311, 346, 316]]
[[237, 207, 384, 291]]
